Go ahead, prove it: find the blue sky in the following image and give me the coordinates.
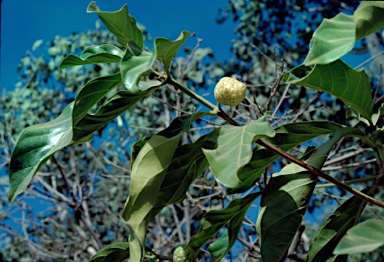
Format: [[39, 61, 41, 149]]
[[1, 0, 235, 91]]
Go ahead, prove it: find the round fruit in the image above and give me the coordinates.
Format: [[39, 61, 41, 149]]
[[173, 245, 196, 262], [214, 77, 246, 106]]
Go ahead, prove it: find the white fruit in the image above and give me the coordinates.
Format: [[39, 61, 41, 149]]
[[214, 77, 246, 106]]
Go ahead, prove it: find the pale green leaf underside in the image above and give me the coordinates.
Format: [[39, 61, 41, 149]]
[[59, 45, 123, 69], [203, 116, 275, 188], [284, 59, 372, 121], [87, 1, 143, 48], [334, 219, 384, 255], [304, 2, 384, 65], [305, 13, 355, 65], [155, 30, 191, 69]]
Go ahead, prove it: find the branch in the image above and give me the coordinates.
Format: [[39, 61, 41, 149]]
[[168, 78, 384, 208]]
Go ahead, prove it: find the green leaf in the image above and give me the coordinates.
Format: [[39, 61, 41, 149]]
[[354, 2, 384, 40], [284, 59, 373, 121], [120, 115, 192, 262], [334, 219, 384, 255], [202, 116, 275, 188], [256, 127, 366, 262], [120, 40, 159, 93], [304, 2, 384, 65], [307, 189, 370, 262], [150, 135, 215, 217], [8, 104, 74, 203], [9, 74, 154, 203], [188, 193, 260, 259], [90, 242, 129, 262], [87, 2, 143, 48], [230, 121, 344, 194], [155, 31, 191, 69], [304, 13, 355, 65], [59, 45, 123, 69]]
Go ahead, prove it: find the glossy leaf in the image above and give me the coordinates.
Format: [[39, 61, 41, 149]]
[[307, 189, 370, 262], [230, 121, 344, 194], [120, 116, 192, 262], [334, 219, 384, 255], [87, 2, 143, 48], [90, 242, 129, 262], [188, 193, 260, 258], [9, 74, 155, 203], [256, 127, 366, 262], [8, 104, 74, 203], [120, 40, 158, 93], [203, 116, 275, 188], [72, 89, 150, 142], [59, 45, 123, 69], [155, 30, 191, 69], [304, 2, 384, 65], [284, 59, 373, 121]]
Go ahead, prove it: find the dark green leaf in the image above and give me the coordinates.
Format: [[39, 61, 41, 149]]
[[120, 115, 192, 261], [203, 116, 275, 188], [9, 74, 154, 203], [90, 242, 129, 262], [354, 2, 384, 40], [256, 127, 366, 262], [8, 104, 74, 203], [189, 192, 260, 258], [307, 189, 370, 262], [150, 135, 215, 217], [59, 45, 123, 69], [87, 2, 143, 47], [284, 59, 373, 121], [334, 219, 384, 255]]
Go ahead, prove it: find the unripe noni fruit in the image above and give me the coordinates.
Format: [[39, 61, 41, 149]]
[[214, 76, 246, 106], [173, 245, 197, 262]]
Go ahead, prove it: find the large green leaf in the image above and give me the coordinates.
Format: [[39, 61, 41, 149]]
[[90, 242, 130, 262], [9, 74, 154, 203], [87, 2, 143, 48], [284, 59, 373, 121], [155, 30, 191, 69], [334, 219, 384, 255], [120, 40, 158, 93], [230, 121, 344, 194], [256, 127, 366, 262], [354, 2, 384, 40], [8, 103, 74, 203], [202, 116, 275, 188], [188, 192, 260, 260], [120, 116, 192, 262], [304, 13, 355, 65], [58, 45, 123, 69], [304, 2, 384, 65], [307, 189, 369, 262]]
